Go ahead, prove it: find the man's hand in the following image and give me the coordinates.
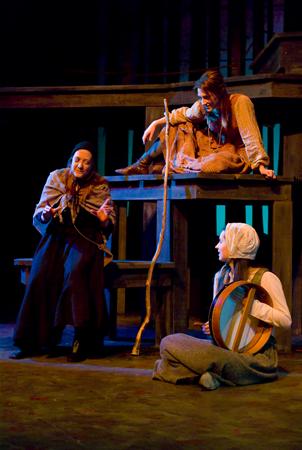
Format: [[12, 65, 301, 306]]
[[142, 117, 166, 144], [142, 122, 158, 144], [259, 165, 276, 179]]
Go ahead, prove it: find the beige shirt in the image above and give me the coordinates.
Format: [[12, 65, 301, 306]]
[[169, 94, 270, 170], [250, 271, 292, 329]]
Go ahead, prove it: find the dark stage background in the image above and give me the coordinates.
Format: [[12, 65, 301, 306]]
[[0, 0, 300, 321]]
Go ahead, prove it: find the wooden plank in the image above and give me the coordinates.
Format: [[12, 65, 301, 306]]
[[292, 180, 302, 336], [97, 127, 106, 175], [228, 0, 246, 76], [154, 287, 173, 346], [293, 245, 302, 336], [117, 206, 127, 260], [106, 173, 293, 183], [283, 132, 302, 177], [13, 258, 175, 270], [109, 183, 292, 202], [14, 258, 176, 288], [252, 32, 302, 74], [272, 200, 293, 352], [111, 260, 175, 269], [142, 202, 157, 260], [145, 105, 165, 124], [108, 275, 173, 289], [116, 205, 127, 314], [172, 203, 190, 332], [2, 74, 302, 110]]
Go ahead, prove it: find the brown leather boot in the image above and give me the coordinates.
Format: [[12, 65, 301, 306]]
[[115, 157, 149, 175], [115, 138, 163, 175]]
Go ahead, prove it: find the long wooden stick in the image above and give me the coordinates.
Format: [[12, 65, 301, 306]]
[[131, 99, 171, 356]]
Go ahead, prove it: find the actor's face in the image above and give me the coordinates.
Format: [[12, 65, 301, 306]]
[[215, 231, 229, 262], [197, 88, 219, 113], [71, 149, 93, 179]]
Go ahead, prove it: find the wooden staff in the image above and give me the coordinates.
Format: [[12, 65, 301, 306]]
[[131, 99, 171, 356]]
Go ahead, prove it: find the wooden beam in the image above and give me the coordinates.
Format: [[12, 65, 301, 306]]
[[272, 200, 293, 352], [1, 75, 302, 110]]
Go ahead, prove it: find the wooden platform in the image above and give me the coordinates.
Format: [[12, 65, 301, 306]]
[[106, 173, 294, 352]]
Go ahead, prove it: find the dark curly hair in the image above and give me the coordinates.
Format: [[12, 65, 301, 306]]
[[194, 69, 231, 132]]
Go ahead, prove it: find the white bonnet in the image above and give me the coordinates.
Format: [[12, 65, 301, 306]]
[[224, 222, 260, 260]]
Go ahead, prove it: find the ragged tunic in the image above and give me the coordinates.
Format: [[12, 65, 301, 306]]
[[14, 168, 116, 351], [153, 266, 292, 387], [157, 94, 270, 174]]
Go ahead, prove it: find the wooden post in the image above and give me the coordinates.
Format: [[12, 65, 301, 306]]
[[272, 199, 293, 352], [283, 128, 302, 336], [117, 204, 127, 314], [144, 106, 164, 150], [97, 127, 106, 175], [172, 202, 190, 333]]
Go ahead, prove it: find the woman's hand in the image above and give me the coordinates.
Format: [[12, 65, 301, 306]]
[[41, 203, 59, 223], [94, 198, 113, 224], [202, 321, 211, 335], [193, 320, 211, 335], [259, 164, 276, 179]]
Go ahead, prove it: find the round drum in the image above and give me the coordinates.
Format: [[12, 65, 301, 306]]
[[209, 281, 273, 354]]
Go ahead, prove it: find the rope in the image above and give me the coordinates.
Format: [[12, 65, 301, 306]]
[[131, 99, 171, 356]]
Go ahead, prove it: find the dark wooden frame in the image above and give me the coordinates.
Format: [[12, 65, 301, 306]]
[[2, 73, 301, 351], [107, 173, 293, 352]]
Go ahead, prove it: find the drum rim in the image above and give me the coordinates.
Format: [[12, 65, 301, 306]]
[[209, 281, 273, 354]]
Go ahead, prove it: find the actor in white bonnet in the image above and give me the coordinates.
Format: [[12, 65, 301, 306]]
[[224, 222, 260, 260], [153, 221, 292, 391]]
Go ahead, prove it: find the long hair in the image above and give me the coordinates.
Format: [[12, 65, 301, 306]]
[[194, 69, 231, 132], [232, 259, 251, 282]]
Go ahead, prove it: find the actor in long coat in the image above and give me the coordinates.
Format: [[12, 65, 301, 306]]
[[11, 141, 115, 362]]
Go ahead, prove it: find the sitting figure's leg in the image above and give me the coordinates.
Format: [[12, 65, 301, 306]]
[[152, 333, 247, 389], [115, 139, 163, 175], [153, 333, 212, 385]]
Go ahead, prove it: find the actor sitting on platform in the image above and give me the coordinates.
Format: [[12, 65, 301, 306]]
[[152, 223, 291, 390], [116, 69, 275, 178], [10, 141, 115, 362]]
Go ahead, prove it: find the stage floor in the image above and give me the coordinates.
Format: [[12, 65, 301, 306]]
[[1, 318, 302, 450]]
